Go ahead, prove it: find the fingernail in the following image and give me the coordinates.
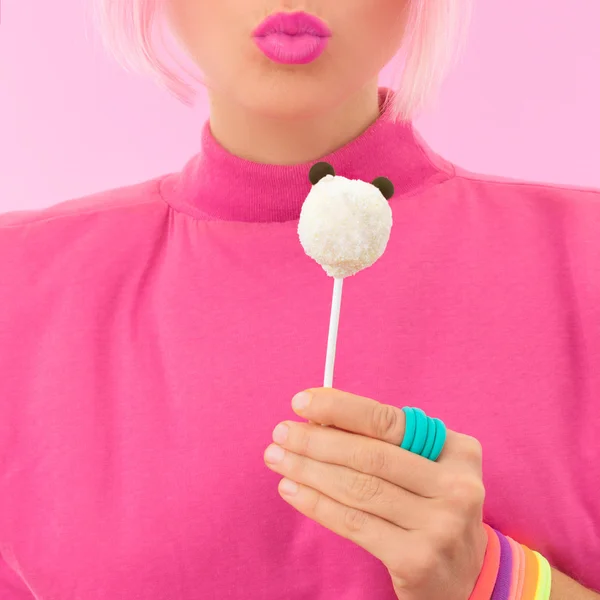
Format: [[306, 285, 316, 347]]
[[265, 444, 285, 464], [272, 423, 289, 444], [280, 478, 299, 496], [292, 391, 311, 411]]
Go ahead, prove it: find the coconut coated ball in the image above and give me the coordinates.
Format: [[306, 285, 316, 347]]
[[298, 174, 393, 278]]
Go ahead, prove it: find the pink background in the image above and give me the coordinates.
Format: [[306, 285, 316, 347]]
[[1, 0, 599, 212]]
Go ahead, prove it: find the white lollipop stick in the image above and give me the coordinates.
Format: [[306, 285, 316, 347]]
[[323, 277, 344, 388]]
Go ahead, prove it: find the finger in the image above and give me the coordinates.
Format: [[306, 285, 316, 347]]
[[293, 388, 407, 443], [264, 444, 430, 529], [275, 476, 417, 571], [274, 421, 441, 497], [292, 389, 462, 466]]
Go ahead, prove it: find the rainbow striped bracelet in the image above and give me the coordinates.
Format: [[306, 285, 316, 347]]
[[469, 524, 552, 600]]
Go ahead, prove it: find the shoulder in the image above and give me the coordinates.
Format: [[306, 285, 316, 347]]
[[0, 175, 167, 231], [0, 175, 170, 263], [458, 163, 600, 234], [436, 167, 600, 252], [444, 166, 600, 296], [449, 166, 600, 212], [0, 175, 172, 309]]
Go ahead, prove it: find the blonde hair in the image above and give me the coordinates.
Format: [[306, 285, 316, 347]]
[[90, 0, 472, 121]]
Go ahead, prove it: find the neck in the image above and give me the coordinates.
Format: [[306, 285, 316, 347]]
[[207, 80, 381, 165], [167, 86, 450, 223]]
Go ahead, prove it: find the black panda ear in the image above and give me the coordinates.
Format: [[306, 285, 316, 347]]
[[371, 176, 395, 200], [309, 162, 336, 185]]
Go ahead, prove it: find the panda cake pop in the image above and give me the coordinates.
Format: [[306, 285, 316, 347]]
[[299, 161, 394, 278], [298, 162, 395, 388]]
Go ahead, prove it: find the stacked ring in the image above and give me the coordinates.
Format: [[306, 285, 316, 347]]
[[400, 407, 447, 461]]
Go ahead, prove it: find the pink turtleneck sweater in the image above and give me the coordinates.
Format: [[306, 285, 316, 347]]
[[1, 92, 599, 599]]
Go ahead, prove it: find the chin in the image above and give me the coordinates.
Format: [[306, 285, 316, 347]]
[[231, 69, 357, 121]]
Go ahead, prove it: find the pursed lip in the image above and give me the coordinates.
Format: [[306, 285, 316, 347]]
[[252, 11, 332, 38]]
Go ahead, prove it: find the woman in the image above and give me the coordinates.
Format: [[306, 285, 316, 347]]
[[0, 1, 598, 599]]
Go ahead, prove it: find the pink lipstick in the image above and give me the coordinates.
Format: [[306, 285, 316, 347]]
[[252, 12, 332, 65]]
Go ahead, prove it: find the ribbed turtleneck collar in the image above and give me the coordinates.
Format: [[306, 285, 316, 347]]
[[163, 88, 452, 223]]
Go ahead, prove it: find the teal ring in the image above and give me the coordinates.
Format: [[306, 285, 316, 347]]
[[428, 418, 447, 462], [400, 407, 416, 450], [410, 408, 428, 455], [421, 416, 437, 459]]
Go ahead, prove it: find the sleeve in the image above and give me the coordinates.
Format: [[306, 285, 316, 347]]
[[0, 225, 35, 600], [0, 556, 35, 600]]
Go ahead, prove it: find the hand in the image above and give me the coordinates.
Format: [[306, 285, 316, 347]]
[[264, 388, 488, 600]]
